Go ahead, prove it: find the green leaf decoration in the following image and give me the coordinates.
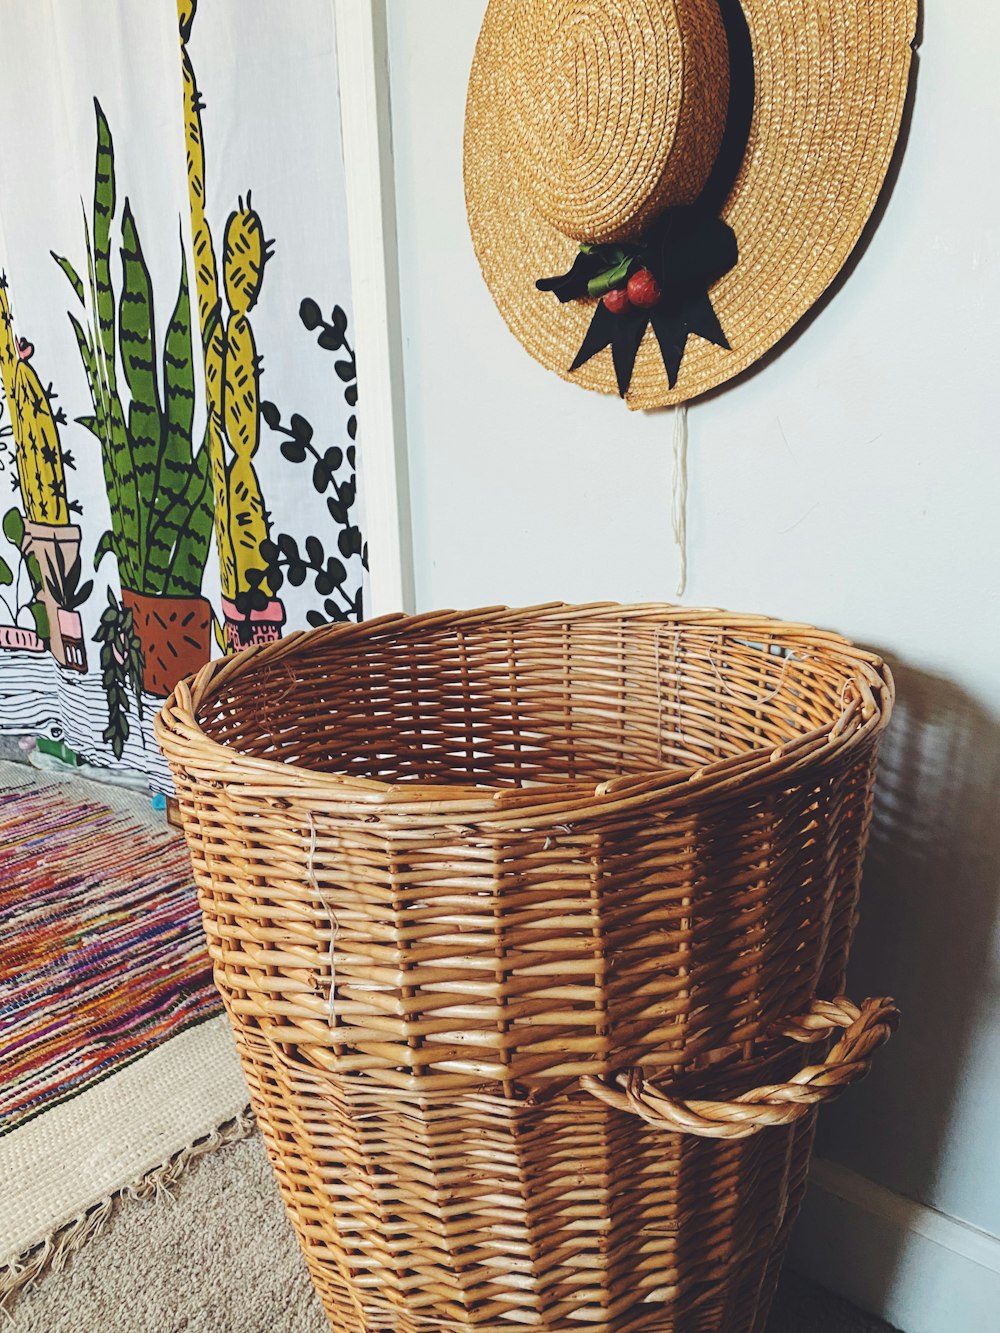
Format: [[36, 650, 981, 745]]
[[94, 528, 117, 569], [77, 202, 123, 545], [0, 555, 13, 587], [90, 105, 137, 587], [92, 100, 118, 378], [119, 200, 160, 554], [145, 246, 198, 594], [94, 592, 144, 757], [26, 551, 43, 592], [67, 312, 102, 423], [2, 507, 24, 546], [51, 252, 85, 305], [587, 255, 632, 298], [161, 248, 196, 473], [164, 440, 213, 597], [29, 600, 49, 639], [61, 100, 214, 599], [75, 414, 102, 439]]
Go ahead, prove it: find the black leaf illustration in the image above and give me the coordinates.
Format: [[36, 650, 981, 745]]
[[289, 413, 313, 443], [299, 298, 322, 330], [280, 439, 307, 463]]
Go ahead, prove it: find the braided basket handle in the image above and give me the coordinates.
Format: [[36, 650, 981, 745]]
[[580, 996, 899, 1140]]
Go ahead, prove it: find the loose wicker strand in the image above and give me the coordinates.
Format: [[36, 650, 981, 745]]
[[306, 815, 340, 1029], [672, 404, 689, 597], [704, 641, 796, 707]]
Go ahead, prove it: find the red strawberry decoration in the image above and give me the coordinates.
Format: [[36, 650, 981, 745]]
[[626, 268, 661, 309], [602, 287, 631, 315]]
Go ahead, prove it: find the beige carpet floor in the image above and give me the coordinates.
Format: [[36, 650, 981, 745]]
[[5, 1131, 897, 1333]]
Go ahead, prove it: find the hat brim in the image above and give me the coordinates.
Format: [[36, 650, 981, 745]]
[[464, 0, 917, 409]]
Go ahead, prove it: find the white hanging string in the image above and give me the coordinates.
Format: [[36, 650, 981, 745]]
[[670, 402, 689, 598]]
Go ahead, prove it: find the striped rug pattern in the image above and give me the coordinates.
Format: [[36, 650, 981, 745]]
[[0, 780, 222, 1137]]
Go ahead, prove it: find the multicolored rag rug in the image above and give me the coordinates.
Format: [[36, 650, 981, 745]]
[[0, 762, 250, 1306]]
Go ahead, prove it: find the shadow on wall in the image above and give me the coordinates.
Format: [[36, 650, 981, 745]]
[[811, 657, 1000, 1291]]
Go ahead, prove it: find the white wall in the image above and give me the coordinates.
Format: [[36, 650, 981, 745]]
[[386, 1, 1000, 1323]]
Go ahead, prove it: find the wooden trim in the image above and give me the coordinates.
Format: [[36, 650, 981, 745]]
[[333, 0, 414, 616], [790, 1157, 1000, 1332]]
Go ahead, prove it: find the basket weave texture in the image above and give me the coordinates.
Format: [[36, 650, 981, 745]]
[[156, 604, 896, 1332]]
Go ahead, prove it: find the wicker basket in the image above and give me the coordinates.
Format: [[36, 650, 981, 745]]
[[156, 603, 897, 1333]]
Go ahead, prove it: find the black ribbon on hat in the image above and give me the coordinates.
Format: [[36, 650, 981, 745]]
[[536, 0, 756, 398]]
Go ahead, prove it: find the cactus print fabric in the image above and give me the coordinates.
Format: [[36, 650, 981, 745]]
[[0, 1, 364, 789]]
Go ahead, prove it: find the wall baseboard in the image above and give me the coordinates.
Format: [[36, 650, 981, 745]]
[[789, 1157, 1000, 1333]]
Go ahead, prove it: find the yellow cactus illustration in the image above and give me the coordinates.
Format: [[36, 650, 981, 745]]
[[223, 205, 267, 316], [179, 1, 273, 604], [0, 280, 70, 526], [221, 201, 270, 580]]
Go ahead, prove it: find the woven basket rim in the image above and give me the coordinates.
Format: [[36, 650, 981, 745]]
[[155, 602, 893, 823]]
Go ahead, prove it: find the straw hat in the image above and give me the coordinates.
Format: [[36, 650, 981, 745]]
[[464, 0, 917, 409]]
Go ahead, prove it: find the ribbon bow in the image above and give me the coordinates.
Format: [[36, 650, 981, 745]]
[[536, 206, 738, 397]]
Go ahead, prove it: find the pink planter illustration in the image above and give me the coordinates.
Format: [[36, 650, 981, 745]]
[[0, 624, 45, 652], [221, 596, 286, 652], [56, 608, 87, 671], [22, 520, 89, 672]]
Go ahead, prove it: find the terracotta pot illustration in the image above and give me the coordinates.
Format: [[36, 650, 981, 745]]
[[120, 589, 213, 697], [21, 521, 88, 672], [221, 596, 286, 652]]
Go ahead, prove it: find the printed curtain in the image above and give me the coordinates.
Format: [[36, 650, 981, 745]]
[[0, 0, 364, 790]]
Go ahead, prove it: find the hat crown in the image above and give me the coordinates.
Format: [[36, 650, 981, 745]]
[[511, 0, 730, 244]]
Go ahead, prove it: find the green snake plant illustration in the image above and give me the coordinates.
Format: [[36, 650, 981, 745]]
[[53, 99, 214, 598]]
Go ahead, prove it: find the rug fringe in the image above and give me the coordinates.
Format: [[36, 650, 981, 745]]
[[0, 1107, 256, 1317]]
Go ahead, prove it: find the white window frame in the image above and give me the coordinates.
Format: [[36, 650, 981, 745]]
[[334, 0, 414, 617]]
